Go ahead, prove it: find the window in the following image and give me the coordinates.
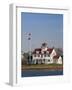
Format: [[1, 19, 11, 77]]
[[36, 51, 39, 54], [41, 54, 43, 58], [34, 54, 36, 57], [38, 54, 40, 57], [47, 54, 50, 57], [47, 51, 49, 54], [44, 54, 46, 57], [48, 59, 50, 62], [43, 59, 45, 62]]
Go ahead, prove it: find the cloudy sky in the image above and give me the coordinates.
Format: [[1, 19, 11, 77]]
[[21, 12, 63, 52]]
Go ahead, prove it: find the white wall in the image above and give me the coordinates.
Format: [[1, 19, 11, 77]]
[[57, 56, 62, 64], [0, 0, 72, 89]]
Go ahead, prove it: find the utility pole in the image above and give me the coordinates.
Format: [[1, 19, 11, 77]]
[[28, 33, 31, 64], [24, 32, 32, 64]]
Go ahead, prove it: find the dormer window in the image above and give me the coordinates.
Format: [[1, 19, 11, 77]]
[[41, 51, 44, 54], [38, 54, 40, 57], [47, 51, 49, 54], [36, 51, 39, 54]]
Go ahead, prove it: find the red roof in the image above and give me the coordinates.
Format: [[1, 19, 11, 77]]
[[35, 48, 41, 51], [32, 48, 41, 54], [32, 51, 41, 54], [47, 48, 53, 54], [53, 55, 59, 59], [33, 48, 53, 54]]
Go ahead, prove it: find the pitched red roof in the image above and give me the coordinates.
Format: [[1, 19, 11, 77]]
[[53, 55, 59, 59], [32, 51, 36, 54], [47, 48, 53, 54], [33, 48, 41, 54], [33, 48, 53, 54], [32, 51, 41, 54], [35, 48, 41, 51]]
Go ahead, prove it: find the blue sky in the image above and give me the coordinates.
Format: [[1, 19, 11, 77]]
[[21, 12, 63, 52]]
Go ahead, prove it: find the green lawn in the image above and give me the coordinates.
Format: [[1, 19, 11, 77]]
[[22, 64, 63, 67], [22, 64, 63, 70]]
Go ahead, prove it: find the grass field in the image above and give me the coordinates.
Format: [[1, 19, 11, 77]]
[[22, 64, 63, 70]]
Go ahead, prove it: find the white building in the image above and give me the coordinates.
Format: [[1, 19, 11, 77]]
[[32, 43, 63, 64]]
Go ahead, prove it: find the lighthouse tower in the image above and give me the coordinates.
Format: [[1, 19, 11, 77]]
[[41, 43, 48, 52]]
